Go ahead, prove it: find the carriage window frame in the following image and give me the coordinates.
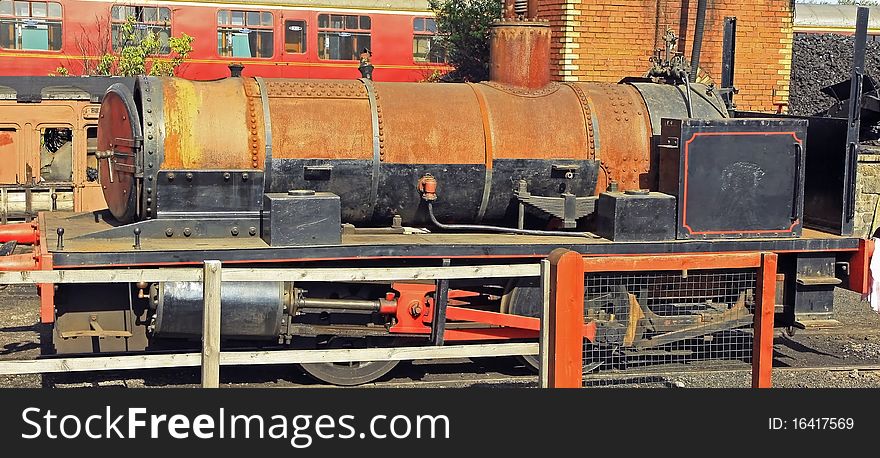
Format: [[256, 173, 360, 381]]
[[38, 124, 73, 183], [284, 19, 307, 54], [412, 17, 445, 64], [217, 9, 274, 59], [0, 1, 63, 52], [317, 13, 371, 61], [110, 6, 172, 55], [85, 125, 98, 182]]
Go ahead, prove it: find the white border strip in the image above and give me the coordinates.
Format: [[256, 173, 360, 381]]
[[0, 264, 542, 284], [0, 343, 539, 375]]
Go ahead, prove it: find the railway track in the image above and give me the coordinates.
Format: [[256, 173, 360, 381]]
[[365, 364, 880, 388]]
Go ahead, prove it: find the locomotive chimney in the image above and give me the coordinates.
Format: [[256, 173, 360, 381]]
[[489, 17, 551, 89]]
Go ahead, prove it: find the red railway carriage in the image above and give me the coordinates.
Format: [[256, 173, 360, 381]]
[[0, 0, 449, 81]]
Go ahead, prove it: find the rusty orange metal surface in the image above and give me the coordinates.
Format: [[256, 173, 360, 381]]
[[160, 77, 263, 170], [375, 82, 484, 164], [576, 82, 653, 192], [476, 82, 588, 161], [0, 253, 38, 270], [489, 20, 551, 90], [267, 79, 372, 161]]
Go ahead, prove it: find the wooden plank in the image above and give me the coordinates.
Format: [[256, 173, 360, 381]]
[[0, 343, 539, 376], [548, 249, 585, 388], [0, 264, 541, 285], [0, 268, 203, 284], [201, 261, 221, 388], [539, 259, 551, 389], [753, 252, 778, 388], [220, 264, 541, 282]]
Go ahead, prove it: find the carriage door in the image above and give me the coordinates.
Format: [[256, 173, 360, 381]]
[[0, 125, 22, 222], [0, 126, 21, 184], [282, 15, 310, 78]]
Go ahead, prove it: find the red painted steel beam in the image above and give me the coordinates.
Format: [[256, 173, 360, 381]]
[[445, 306, 541, 331], [0, 253, 38, 270], [753, 252, 778, 388], [548, 248, 585, 388], [36, 215, 54, 324], [0, 222, 38, 244], [848, 238, 874, 295], [582, 252, 763, 272], [444, 328, 537, 341]]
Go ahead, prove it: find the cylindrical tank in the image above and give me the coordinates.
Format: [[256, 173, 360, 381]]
[[97, 21, 728, 226], [153, 281, 285, 339]]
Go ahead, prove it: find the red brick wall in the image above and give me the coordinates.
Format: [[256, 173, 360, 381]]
[[535, 0, 793, 112]]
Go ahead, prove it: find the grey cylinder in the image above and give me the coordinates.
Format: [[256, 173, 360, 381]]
[[153, 281, 285, 339]]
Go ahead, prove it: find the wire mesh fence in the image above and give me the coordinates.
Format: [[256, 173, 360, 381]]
[[581, 268, 758, 387]]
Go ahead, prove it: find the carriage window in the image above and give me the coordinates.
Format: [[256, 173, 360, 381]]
[[217, 9, 273, 58], [85, 126, 98, 182], [111, 6, 172, 54], [285, 19, 306, 53], [40, 127, 72, 182], [0, 1, 63, 51], [413, 17, 445, 63], [317, 14, 371, 61]]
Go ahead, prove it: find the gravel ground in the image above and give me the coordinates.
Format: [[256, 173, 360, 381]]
[[1, 286, 879, 389]]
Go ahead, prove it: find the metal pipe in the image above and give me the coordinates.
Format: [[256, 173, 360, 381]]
[[679, 70, 694, 118], [427, 202, 592, 237], [721, 16, 738, 115], [298, 297, 383, 311], [689, 0, 708, 83], [0, 222, 37, 244], [845, 7, 870, 222]]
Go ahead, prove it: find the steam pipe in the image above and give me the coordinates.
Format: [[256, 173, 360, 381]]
[[427, 202, 592, 237], [689, 0, 708, 83], [678, 70, 694, 118], [298, 297, 383, 311]]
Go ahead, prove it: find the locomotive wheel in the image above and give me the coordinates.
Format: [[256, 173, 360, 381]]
[[300, 337, 398, 386], [502, 281, 543, 371], [503, 280, 600, 373]]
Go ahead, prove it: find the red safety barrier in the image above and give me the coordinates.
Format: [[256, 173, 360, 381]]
[[543, 251, 779, 388], [753, 252, 778, 389], [547, 248, 585, 388]]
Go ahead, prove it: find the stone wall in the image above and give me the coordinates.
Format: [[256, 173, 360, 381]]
[[856, 154, 880, 238]]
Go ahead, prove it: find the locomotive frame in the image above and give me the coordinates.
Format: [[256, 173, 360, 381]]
[[0, 11, 876, 386]]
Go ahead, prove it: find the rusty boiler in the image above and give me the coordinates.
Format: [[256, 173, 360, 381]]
[[97, 18, 728, 232]]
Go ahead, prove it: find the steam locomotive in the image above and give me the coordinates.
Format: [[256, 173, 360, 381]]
[[0, 18, 871, 385]]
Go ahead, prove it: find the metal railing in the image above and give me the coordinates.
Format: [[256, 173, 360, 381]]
[[0, 249, 777, 388], [0, 261, 547, 387]]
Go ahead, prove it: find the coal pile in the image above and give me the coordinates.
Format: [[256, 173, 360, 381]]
[[790, 33, 880, 116]]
